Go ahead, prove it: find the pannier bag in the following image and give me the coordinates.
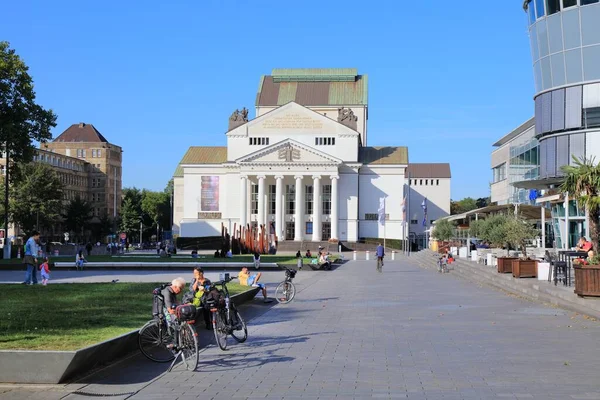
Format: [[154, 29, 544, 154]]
[[176, 304, 197, 322]]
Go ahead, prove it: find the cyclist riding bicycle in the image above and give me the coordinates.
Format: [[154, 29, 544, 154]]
[[376, 243, 385, 272]]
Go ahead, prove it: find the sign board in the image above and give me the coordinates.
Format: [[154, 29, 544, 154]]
[[200, 176, 220, 212]]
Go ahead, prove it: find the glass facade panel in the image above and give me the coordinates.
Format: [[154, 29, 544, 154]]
[[251, 184, 258, 215], [565, 85, 583, 129], [529, 2, 537, 24], [322, 185, 332, 215], [584, 107, 600, 128], [562, 9, 581, 50], [305, 185, 313, 215], [556, 135, 570, 175], [546, 137, 557, 177], [537, 19, 550, 58], [547, 0, 560, 14], [565, 48, 584, 83], [493, 163, 506, 182], [581, 0, 600, 4], [551, 88, 565, 130], [550, 53, 566, 87], [508, 131, 540, 204], [581, 2, 600, 46], [536, 0, 546, 18], [583, 45, 600, 81], [563, 0, 577, 7], [269, 184, 276, 215], [570, 133, 586, 162]]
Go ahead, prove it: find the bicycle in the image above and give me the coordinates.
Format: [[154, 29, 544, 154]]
[[204, 275, 247, 351], [376, 256, 384, 273], [275, 267, 297, 304], [138, 284, 199, 371]]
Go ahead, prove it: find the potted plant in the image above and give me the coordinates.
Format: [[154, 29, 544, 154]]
[[479, 214, 515, 273], [432, 219, 456, 257], [505, 216, 539, 278], [561, 157, 600, 296], [574, 254, 600, 297]]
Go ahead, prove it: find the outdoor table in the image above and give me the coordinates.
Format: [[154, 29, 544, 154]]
[[557, 250, 588, 287]]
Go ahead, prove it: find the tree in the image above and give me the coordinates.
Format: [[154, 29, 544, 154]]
[[432, 219, 456, 241], [1, 41, 57, 245], [504, 216, 539, 259], [120, 187, 143, 237], [450, 197, 479, 215], [478, 214, 510, 253], [9, 163, 63, 235], [141, 190, 169, 238], [63, 196, 93, 242], [90, 215, 113, 242], [561, 156, 600, 252], [476, 197, 491, 208], [468, 219, 485, 238]]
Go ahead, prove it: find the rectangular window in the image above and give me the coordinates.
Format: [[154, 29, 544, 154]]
[[436, 179, 440, 185], [322, 184, 332, 215], [535, 0, 545, 18], [285, 185, 295, 215], [563, 0, 577, 6], [251, 184, 258, 215], [493, 163, 507, 183], [269, 184, 276, 215], [92, 149, 96, 158], [529, 2, 536, 24], [546, 0, 560, 14], [425, 180, 428, 186], [305, 185, 313, 215], [420, 179, 423, 185], [581, 0, 599, 5], [97, 149, 102, 158], [583, 107, 600, 128], [306, 222, 313, 235], [411, 220, 418, 225]]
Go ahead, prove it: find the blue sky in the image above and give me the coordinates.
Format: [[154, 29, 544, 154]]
[[1, 0, 534, 200]]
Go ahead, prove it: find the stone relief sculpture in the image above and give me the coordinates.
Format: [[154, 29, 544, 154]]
[[337, 107, 358, 130], [278, 144, 301, 162], [228, 107, 249, 130]]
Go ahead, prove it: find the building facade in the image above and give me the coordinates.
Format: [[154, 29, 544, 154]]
[[521, 0, 600, 247], [491, 118, 539, 205], [407, 163, 452, 246], [0, 123, 122, 241], [173, 69, 451, 244]]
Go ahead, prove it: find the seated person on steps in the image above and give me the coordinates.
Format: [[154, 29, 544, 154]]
[[318, 252, 332, 270], [238, 267, 272, 303]]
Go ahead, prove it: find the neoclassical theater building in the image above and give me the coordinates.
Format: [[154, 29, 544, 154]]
[[173, 69, 451, 244]]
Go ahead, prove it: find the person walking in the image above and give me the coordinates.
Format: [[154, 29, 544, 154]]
[[22, 231, 40, 285], [86, 242, 93, 256], [39, 257, 51, 285], [376, 243, 385, 273]]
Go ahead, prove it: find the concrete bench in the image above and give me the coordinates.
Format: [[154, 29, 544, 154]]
[[53, 261, 282, 269]]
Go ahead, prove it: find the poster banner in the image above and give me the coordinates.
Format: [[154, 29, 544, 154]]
[[201, 176, 220, 212]]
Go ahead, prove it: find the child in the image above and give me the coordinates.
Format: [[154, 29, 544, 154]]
[[253, 251, 260, 270], [40, 257, 50, 285], [76, 250, 86, 271]]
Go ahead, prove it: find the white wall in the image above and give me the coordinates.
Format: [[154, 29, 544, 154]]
[[408, 177, 450, 236], [173, 177, 184, 235], [587, 131, 600, 161], [491, 180, 510, 205], [339, 166, 359, 241], [358, 165, 406, 240]]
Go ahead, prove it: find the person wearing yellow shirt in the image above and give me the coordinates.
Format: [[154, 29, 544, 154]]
[[189, 267, 212, 329], [239, 267, 272, 303]]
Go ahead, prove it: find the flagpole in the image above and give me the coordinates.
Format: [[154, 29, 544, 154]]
[[383, 196, 386, 250], [406, 173, 411, 257]]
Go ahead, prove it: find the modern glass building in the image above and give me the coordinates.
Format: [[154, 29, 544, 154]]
[[521, 0, 600, 248]]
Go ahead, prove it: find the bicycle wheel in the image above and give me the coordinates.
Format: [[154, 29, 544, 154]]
[[212, 310, 228, 351], [275, 281, 296, 304], [230, 309, 247, 343], [138, 319, 175, 363], [179, 323, 199, 371]]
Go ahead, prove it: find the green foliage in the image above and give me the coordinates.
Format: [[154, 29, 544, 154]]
[[478, 214, 510, 248], [62, 196, 93, 241], [504, 216, 539, 258], [9, 163, 63, 234], [450, 197, 489, 215], [0, 41, 57, 179], [120, 187, 143, 236], [468, 219, 485, 238], [560, 156, 600, 252], [432, 219, 456, 241], [141, 190, 170, 232]]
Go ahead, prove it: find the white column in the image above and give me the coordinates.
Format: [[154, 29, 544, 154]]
[[294, 175, 303, 241], [312, 175, 322, 242], [275, 176, 283, 242], [331, 175, 339, 240], [239, 175, 247, 228], [257, 175, 266, 232], [541, 203, 546, 249], [564, 193, 569, 249]]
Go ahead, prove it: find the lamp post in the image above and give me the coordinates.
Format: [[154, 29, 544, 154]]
[[139, 219, 143, 247]]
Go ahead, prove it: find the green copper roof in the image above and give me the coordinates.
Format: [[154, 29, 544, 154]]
[[272, 68, 358, 82]]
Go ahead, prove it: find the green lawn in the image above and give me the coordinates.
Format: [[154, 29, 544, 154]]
[[0, 282, 249, 351], [0, 254, 338, 266]]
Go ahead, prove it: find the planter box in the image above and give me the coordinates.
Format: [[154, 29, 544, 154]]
[[574, 265, 600, 297], [471, 250, 478, 262], [497, 257, 517, 274], [512, 259, 538, 278]]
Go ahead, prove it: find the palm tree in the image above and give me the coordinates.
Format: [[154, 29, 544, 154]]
[[560, 157, 600, 252]]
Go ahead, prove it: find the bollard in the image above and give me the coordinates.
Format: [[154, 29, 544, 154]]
[[392, 251, 396, 261], [366, 251, 370, 261], [353, 251, 357, 261]]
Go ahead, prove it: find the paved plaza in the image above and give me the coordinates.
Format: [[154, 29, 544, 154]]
[[2, 258, 600, 400]]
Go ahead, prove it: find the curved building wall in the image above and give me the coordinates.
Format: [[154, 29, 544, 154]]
[[524, 0, 600, 179]]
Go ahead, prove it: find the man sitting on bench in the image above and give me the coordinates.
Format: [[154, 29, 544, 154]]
[[238, 267, 272, 303]]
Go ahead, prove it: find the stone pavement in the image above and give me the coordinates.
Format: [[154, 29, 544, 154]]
[[3, 258, 600, 399]]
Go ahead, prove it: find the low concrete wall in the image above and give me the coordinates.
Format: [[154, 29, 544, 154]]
[[0, 289, 259, 384], [53, 261, 281, 269]]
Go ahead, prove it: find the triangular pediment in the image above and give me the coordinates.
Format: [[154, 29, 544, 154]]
[[226, 102, 360, 137], [236, 139, 343, 165]]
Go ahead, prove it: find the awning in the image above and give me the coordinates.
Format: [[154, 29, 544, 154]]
[[512, 177, 564, 190], [440, 203, 550, 223]]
